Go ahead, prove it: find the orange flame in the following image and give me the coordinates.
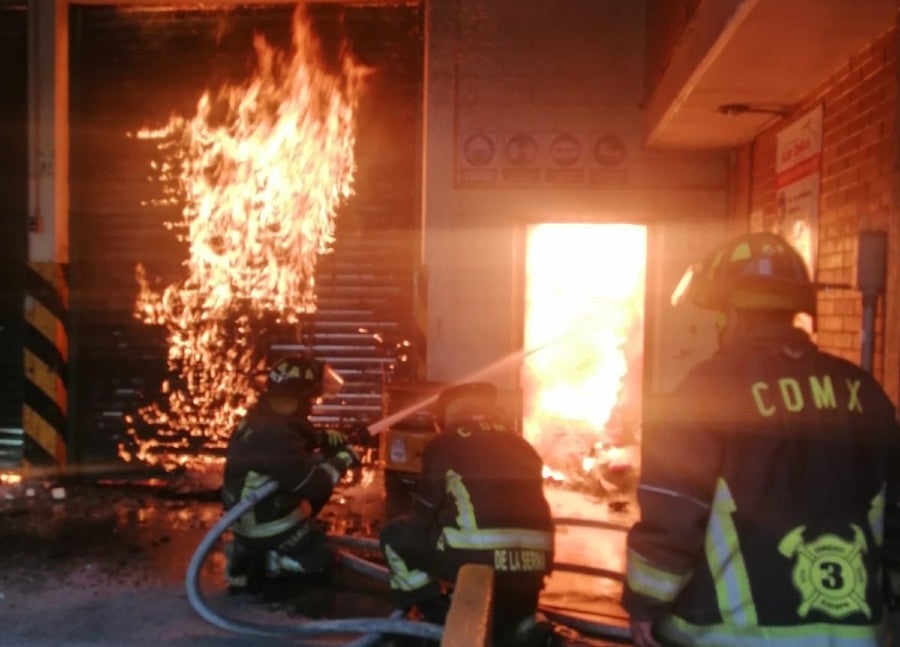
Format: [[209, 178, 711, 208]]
[[122, 6, 366, 471], [523, 224, 645, 494]]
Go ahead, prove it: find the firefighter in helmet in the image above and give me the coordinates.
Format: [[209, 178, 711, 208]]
[[623, 232, 900, 646], [222, 354, 360, 588], [379, 382, 558, 646]]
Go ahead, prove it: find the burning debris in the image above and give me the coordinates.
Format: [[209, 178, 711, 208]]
[[122, 5, 367, 471], [523, 224, 645, 502]]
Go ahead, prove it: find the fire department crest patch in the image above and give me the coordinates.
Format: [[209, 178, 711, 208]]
[[778, 524, 870, 619]]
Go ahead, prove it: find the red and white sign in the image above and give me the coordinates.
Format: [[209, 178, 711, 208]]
[[776, 105, 822, 187], [774, 105, 822, 286]]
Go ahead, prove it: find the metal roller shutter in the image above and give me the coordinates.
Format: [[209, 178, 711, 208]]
[[68, 4, 422, 466]]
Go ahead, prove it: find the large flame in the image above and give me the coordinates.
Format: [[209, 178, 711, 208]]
[[121, 6, 366, 471], [524, 224, 645, 495]]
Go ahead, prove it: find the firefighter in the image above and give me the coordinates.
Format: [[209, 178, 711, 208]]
[[221, 354, 360, 588], [379, 382, 557, 646], [623, 231, 900, 646]]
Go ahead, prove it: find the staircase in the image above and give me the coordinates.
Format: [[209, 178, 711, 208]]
[[74, 227, 419, 466], [269, 229, 419, 431]]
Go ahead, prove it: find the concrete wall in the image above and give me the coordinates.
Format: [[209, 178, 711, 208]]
[[645, 0, 703, 100], [421, 0, 730, 395], [740, 22, 899, 403]]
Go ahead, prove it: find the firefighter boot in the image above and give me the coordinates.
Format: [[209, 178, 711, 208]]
[[416, 594, 451, 625], [388, 590, 451, 647], [266, 520, 334, 581], [225, 539, 254, 592], [506, 613, 563, 647]]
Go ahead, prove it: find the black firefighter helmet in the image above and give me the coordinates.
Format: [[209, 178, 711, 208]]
[[433, 382, 499, 430], [670, 231, 817, 315], [266, 354, 344, 400]]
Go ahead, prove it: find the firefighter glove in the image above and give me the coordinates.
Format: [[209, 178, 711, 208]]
[[334, 445, 362, 469], [322, 446, 361, 486], [320, 429, 349, 450]]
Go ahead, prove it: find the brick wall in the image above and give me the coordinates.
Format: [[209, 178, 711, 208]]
[[742, 23, 899, 402]]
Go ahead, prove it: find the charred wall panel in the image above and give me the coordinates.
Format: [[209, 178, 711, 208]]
[[0, 5, 27, 464], [68, 5, 422, 465]]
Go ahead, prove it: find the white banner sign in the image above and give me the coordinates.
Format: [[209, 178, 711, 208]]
[[775, 105, 823, 278]]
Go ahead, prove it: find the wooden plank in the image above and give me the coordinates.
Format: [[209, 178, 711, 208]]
[[442, 564, 493, 647]]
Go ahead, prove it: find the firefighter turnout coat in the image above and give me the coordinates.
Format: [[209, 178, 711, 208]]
[[380, 412, 554, 604], [418, 413, 554, 572], [222, 400, 343, 539], [623, 326, 900, 646]]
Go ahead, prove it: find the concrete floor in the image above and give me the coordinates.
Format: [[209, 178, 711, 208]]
[[0, 466, 631, 646]]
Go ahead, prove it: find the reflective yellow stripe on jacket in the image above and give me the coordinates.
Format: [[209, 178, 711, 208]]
[[384, 544, 433, 592], [705, 478, 757, 626], [658, 615, 887, 647], [231, 471, 306, 539], [625, 549, 691, 604], [442, 526, 553, 551], [232, 508, 306, 539], [441, 468, 553, 552]]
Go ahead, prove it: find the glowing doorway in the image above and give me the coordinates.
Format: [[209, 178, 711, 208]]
[[523, 223, 646, 497]]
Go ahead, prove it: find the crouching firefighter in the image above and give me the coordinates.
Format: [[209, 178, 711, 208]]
[[623, 232, 900, 647], [221, 354, 361, 588], [380, 382, 558, 646]]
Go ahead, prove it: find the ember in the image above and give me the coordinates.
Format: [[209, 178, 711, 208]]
[[122, 6, 367, 471], [0, 472, 22, 485]]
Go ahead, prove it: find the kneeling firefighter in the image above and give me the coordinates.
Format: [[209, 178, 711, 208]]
[[380, 382, 557, 646], [222, 354, 361, 588]]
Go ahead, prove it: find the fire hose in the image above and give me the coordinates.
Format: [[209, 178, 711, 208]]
[[360, 387, 635, 643], [328, 534, 632, 644], [186, 479, 633, 645], [187, 364, 636, 644], [184, 478, 444, 645]]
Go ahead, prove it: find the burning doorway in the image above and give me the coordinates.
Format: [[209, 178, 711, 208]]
[[523, 223, 646, 501]]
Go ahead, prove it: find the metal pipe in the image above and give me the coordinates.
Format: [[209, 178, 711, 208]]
[[861, 292, 877, 372], [552, 516, 629, 532]]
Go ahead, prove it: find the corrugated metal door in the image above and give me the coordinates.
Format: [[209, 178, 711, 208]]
[[68, 5, 422, 466], [0, 5, 27, 465]]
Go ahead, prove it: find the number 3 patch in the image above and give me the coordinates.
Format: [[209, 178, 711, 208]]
[[778, 524, 870, 619]]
